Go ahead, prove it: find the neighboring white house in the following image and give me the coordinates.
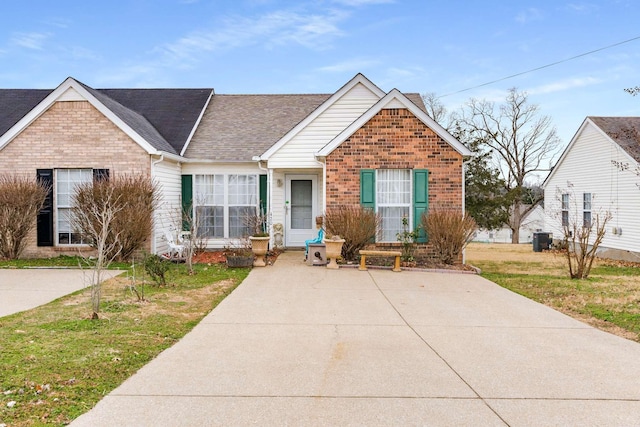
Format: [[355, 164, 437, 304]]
[[543, 117, 640, 262], [473, 203, 545, 244]]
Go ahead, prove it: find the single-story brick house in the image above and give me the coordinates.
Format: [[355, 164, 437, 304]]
[[0, 73, 471, 259]]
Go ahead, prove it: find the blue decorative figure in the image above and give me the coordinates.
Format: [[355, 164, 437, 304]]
[[304, 228, 324, 260]]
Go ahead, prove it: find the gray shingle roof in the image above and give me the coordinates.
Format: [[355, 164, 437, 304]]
[[185, 94, 331, 161], [0, 81, 212, 155], [589, 116, 640, 163], [0, 89, 51, 136], [99, 88, 212, 154], [185, 92, 427, 162], [1, 80, 427, 161]]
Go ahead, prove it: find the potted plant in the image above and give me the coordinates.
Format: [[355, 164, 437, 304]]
[[225, 239, 254, 268], [246, 208, 270, 267], [324, 234, 345, 269]]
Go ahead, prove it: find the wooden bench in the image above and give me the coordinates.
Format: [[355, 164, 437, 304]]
[[359, 250, 402, 272]]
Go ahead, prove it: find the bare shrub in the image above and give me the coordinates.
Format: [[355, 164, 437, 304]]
[[554, 187, 611, 279], [562, 213, 610, 279], [0, 173, 49, 259], [74, 174, 159, 261], [324, 206, 380, 261], [422, 210, 477, 265]]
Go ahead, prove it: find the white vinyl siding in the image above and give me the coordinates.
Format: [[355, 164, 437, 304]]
[[268, 83, 380, 168], [544, 121, 640, 254], [152, 158, 182, 255]]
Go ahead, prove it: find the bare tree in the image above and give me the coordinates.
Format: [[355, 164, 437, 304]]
[[73, 180, 124, 319], [421, 92, 453, 131], [460, 88, 560, 243]]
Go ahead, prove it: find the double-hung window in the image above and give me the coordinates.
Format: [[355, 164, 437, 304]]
[[360, 169, 428, 243], [561, 193, 569, 227], [194, 174, 258, 238], [583, 193, 592, 227], [56, 169, 93, 245], [377, 170, 411, 242]]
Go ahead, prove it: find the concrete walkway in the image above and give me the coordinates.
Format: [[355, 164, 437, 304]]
[[72, 252, 640, 426], [0, 269, 123, 317]]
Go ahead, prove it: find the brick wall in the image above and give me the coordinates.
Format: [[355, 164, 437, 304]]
[[0, 100, 152, 257], [325, 108, 465, 262]]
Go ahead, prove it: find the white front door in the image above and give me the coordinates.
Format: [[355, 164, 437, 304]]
[[285, 174, 318, 247]]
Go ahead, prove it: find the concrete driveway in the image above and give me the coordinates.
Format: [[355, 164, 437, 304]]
[[72, 252, 640, 426], [0, 269, 123, 317]]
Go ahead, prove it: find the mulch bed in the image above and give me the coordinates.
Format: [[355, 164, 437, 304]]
[[192, 249, 282, 265]]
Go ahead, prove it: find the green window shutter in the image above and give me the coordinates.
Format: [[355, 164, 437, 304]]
[[259, 174, 267, 215], [360, 169, 376, 210], [360, 169, 376, 243], [181, 175, 193, 231], [413, 169, 429, 243]]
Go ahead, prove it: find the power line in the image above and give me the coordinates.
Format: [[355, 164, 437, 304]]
[[439, 34, 640, 98]]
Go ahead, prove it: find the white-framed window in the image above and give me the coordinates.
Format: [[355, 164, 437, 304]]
[[56, 169, 93, 245], [194, 174, 258, 238], [583, 193, 592, 227], [561, 193, 569, 227], [377, 169, 411, 242]]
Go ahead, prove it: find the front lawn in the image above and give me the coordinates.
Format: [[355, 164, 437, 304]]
[[466, 243, 640, 341], [0, 259, 250, 426]]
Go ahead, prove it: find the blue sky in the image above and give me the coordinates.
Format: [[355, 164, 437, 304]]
[[1, 0, 639, 163]]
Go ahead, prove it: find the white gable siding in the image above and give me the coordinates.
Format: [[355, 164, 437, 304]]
[[544, 122, 640, 257], [152, 158, 183, 255], [267, 83, 381, 169], [58, 87, 85, 102]]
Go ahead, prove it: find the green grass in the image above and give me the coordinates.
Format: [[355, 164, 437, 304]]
[[0, 258, 250, 426]]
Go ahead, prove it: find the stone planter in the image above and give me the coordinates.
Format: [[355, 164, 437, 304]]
[[250, 236, 270, 267], [323, 238, 345, 269]]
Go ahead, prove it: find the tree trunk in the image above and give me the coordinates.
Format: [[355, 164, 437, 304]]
[[510, 201, 523, 244]]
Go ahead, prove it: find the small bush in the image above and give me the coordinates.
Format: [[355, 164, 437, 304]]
[[0, 173, 49, 259], [422, 210, 477, 265], [396, 216, 419, 262], [143, 253, 170, 286], [324, 206, 380, 261]]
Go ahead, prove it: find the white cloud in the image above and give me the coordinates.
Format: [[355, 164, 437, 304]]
[[10, 32, 51, 50], [566, 2, 599, 13], [515, 8, 543, 24], [318, 58, 380, 73], [527, 76, 602, 95], [160, 9, 348, 62], [331, 0, 394, 6]]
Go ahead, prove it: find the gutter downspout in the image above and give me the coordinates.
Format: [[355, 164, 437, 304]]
[[314, 154, 327, 218], [150, 154, 166, 255], [462, 156, 471, 265], [256, 158, 272, 244]]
